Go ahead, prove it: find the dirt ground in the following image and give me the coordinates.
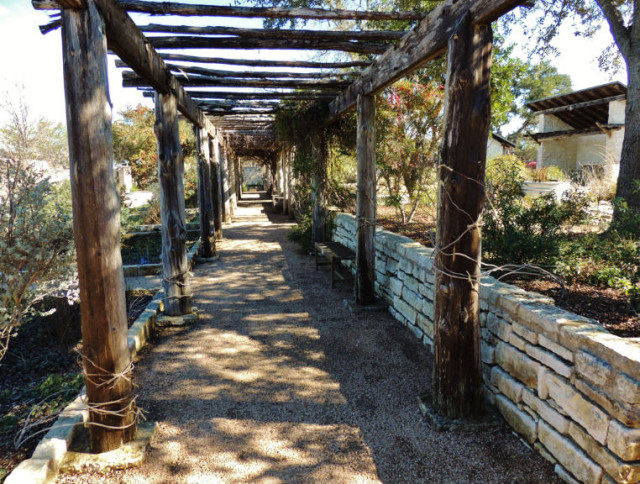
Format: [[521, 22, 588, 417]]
[[57, 194, 560, 484]]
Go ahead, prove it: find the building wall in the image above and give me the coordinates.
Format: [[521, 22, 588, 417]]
[[576, 133, 608, 169], [539, 137, 578, 173], [486, 137, 505, 160], [332, 212, 640, 484]]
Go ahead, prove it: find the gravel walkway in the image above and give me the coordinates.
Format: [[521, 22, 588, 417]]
[[58, 195, 560, 483]]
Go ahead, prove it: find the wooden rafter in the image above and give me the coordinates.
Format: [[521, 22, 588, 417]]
[[148, 63, 358, 79], [141, 90, 339, 101], [147, 36, 389, 54], [123, 72, 350, 89], [156, 54, 371, 69], [140, 24, 407, 41], [34, 0, 426, 21]]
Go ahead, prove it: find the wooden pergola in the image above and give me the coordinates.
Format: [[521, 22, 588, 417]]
[[33, 0, 525, 453]]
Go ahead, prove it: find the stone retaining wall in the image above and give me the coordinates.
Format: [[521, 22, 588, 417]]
[[332, 212, 640, 484]]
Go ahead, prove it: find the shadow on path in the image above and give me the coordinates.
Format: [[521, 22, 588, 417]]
[[57, 195, 560, 484]]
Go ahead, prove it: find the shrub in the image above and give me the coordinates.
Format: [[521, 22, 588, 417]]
[[483, 155, 588, 266], [0, 159, 75, 362]]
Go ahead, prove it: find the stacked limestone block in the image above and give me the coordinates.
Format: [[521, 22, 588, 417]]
[[331, 212, 640, 484]]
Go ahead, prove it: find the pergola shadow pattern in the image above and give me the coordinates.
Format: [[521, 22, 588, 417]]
[[57, 199, 560, 483]]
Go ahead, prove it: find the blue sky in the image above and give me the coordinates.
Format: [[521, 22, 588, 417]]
[[0, 0, 628, 131]]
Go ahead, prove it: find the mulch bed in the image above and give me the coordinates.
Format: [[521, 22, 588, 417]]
[[508, 280, 640, 338], [377, 213, 639, 338], [0, 289, 154, 482]]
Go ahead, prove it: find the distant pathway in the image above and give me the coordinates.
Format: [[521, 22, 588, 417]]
[[58, 194, 560, 483]]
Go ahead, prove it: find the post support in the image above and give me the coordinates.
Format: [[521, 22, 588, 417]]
[[282, 150, 290, 214], [155, 92, 193, 316], [220, 145, 232, 222], [211, 139, 224, 239], [311, 131, 328, 243], [196, 126, 215, 258], [432, 13, 493, 420], [61, 0, 135, 452], [355, 93, 377, 305]]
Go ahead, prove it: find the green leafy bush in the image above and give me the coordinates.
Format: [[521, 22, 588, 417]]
[[0, 159, 76, 362], [483, 155, 588, 266]]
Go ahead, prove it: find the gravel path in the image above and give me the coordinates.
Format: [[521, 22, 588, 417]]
[[58, 195, 560, 483]]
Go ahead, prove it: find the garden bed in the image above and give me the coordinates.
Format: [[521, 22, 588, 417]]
[[0, 290, 154, 482], [121, 231, 200, 265], [376, 207, 640, 338]]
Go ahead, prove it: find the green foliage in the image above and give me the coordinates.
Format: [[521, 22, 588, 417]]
[[610, 198, 640, 236], [557, 229, 640, 310], [113, 105, 157, 189], [377, 68, 444, 224], [113, 104, 198, 190], [0, 159, 76, 362], [483, 155, 589, 266], [288, 209, 313, 253], [184, 161, 199, 208]]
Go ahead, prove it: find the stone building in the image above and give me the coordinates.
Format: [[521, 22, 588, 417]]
[[527, 82, 626, 181]]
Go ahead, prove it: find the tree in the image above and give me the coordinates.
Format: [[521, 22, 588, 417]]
[[377, 70, 445, 224], [112, 105, 158, 189], [113, 104, 198, 190], [506, 0, 640, 215], [0, 85, 68, 167]]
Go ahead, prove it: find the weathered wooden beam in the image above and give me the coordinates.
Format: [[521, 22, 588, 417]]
[[154, 92, 193, 316], [531, 94, 627, 116], [159, 63, 357, 79], [525, 124, 624, 141], [327, 0, 523, 120], [220, 144, 233, 222], [195, 126, 215, 258], [196, 100, 283, 108], [156, 53, 371, 69], [58, 0, 85, 9], [141, 89, 340, 100], [60, 0, 135, 453], [355, 93, 376, 305], [206, 109, 283, 116], [124, 72, 350, 89], [432, 14, 492, 420], [147, 36, 389, 54], [139, 24, 407, 41], [34, 0, 426, 21], [210, 138, 223, 240]]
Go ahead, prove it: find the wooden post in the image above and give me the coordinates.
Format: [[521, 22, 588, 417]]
[[234, 155, 242, 201], [287, 149, 295, 219], [220, 145, 232, 222], [355, 93, 377, 305], [61, 0, 135, 452], [278, 151, 286, 213], [311, 131, 327, 243], [432, 13, 492, 420], [282, 150, 290, 214], [155, 92, 193, 316], [211, 139, 223, 239], [196, 126, 215, 257]]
